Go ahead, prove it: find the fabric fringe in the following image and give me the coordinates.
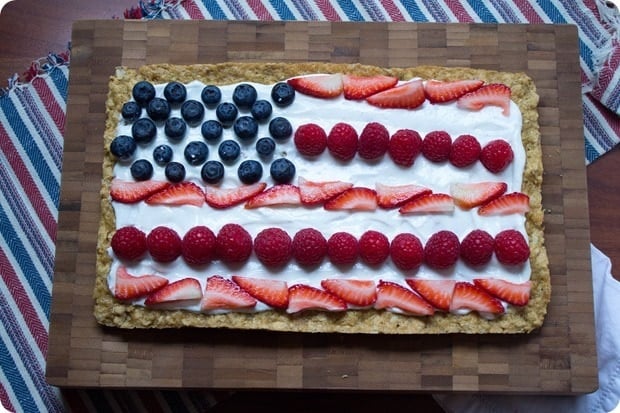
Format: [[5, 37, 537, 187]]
[[124, 0, 182, 19], [587, 0, 620, 92], [1, 50, 70, 97]]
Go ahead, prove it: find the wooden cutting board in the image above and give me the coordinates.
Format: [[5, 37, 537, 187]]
[[47, 21, 596, 393]]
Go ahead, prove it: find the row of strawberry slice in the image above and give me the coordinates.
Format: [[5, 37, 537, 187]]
[[114, 266, 530, 315], [247, 180, 529, 215], [110, 177, 529, 215], [286, 74, 512, 115]]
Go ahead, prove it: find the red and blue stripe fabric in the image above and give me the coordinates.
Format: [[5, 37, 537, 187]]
[[1, 1, 619, 412]]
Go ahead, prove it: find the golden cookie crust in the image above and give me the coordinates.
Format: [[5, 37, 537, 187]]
[[95, 62, 549, 333]]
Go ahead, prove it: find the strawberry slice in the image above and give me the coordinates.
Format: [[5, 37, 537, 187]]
[[457, 83, 512, 116], [145, 181, 205, 207], [342, 74, 398, 100], [110, 179, 170, 204], [113, 265, 168, 300], [298, 176, 353, 205], [205, 182, 267, 209], [286, 73, 343, 98], [424, 79, 484, 103], [405, 279, 456, 312], [245, 184, 301, 209], [366, 79, 425, 109], [375, 182, 431, 209], [144, 277, 202, 305], [477, 192, 530, 216], [450, 282, 505, 314], [374, 280, 434, 315], [201, 275, 257, 310], [323, 187, 377, 211], [450, 181, 507, 209], [232, 275, 289, 309], [473, 278, 531, 306], [320, 279, 377, 307], [399, 193, 454, 214], [287, 284, 347, 313]]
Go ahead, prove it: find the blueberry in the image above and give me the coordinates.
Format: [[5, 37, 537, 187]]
[[163, 81, 187, 104], [256, 137, 276, 158], [121, 101, 142, 122], [233, 116, 259, 140], [250, 99, 273, 122], [269, 117, 293, 140], [164, 117, 187, 140], [215, 102, 238, 126], [218, 140, 241, 163], [232, 83, 258, 109], [184, 141, 209, 166], [130, 159, 153, 181], [152, 144, 173, 166], [132, 81, 156, 107], [201, 160, 224, 184], [131, 118, 157, 144], [181, 100, 205, 125], [110, 135, 137, 161], [237, 160, 263, 184], [270, 158, 296, 184], [165, 162, 186, 183], [201, 120, 223, 142], [271, 82, 295, 107], [146, 97, 171, 122], [201, 85, 222, 106]]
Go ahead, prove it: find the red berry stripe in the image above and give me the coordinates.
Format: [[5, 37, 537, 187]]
[[111, 225, 531, 273], [112, 266, 529, 314], [289, 122, 513, 170], [287, 73, 512, 115], [110, 176, 526, 216]]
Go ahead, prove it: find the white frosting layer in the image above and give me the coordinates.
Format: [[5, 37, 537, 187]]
[[108, 79, 528, 312]]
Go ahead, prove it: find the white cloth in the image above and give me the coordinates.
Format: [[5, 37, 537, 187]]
[[434, 244, 620, 413]]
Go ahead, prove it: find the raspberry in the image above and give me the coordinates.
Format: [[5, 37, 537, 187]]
[[327, 122, 358, 161], [388, 129, 422, 167], [216, 223, 253, 263], [111, 226, 147, 261], [327, 232, 358, 266], [294, 123, 327, 156], [421, 130, 452, 162], [358, 122, 389, 160], [494, 229, 530, 265], [292, 228, 327, 267], [480, 139, 514, 173], [358, 230, 390, 266], [449, 134, 481, 167], [424, 230, 460, 269], [254, 227, 292, 267], [460, 229, 494, 266], [147, 226, 182, 263], [390, 233, 424, 271], [182, 226, 216, 266]]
